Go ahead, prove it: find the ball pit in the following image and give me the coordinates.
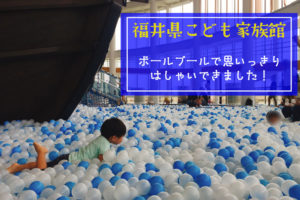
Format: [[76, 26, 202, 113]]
[[0, 104, 300, 199]]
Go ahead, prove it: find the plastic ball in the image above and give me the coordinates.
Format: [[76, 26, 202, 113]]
[[186, 165, 201, 178], [72, 183, 88, 199], [241, 156, 254, 168], [78, 161, 89, 169], [136, 180, 151, 195], [236, 171, 248, 179], [214, 163, 228, 174], [218, 148, 230, 159], [149, 183, 164, 195], [149, 176, 164, 186], [110, 176, 121, 186], [92, 177, 103, 188], [289, 184, 300, 199], [112, 163, 123, 175], [194, 174, 211, 188], [29, 181, 44, 195], [139, 172, 151, 180], [49, 151, 59, 161], [98, 164, 111, 172], [173, 160, 185, 171], [19, 190, 37, 200], [128, 129, 136, 137], [121, 172, 134, 180]]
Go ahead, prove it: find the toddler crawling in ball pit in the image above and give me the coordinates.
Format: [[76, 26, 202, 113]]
[[7, 118, 126, 173]]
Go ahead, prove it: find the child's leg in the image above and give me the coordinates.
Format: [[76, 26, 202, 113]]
[[7, 142, 68, 173], [7, 142, 48, 173], [7, 162, 37, 173], [33, 142, 48, 169]]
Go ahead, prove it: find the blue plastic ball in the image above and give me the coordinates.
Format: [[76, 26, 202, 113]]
[[173, 160, 184, 171], [165, 119, 172, 125], [45, 185, 56, 190], [49, 151, 59, 161], [142, 134, 150, 141], [165, 140, 175, 148], [111, 163, 123, 175], [98, 164, 110, 172], [244, 164, 258, 173], [256, 150, 263, 155], [41, 126, 48, 134], [26, 138, 34, 143], [202, 128, 209, 132], [149, 176, 164, 186], [249, 151, 260, 162], [184, 161, 195, 171], [251, 133, 259, 140], [92, 177, 103, 188], [64, 138, 71, 145], [186, 165, 201, 178], [139, 172, 151, 180], [29, 181, 44, 195], [121, 172, 134, 180], [71, 135, 79, 142], [268, 127, 277, 134], [264, 146, 276, 152], [214, 163, 228, 174], [149, 183, 164, 195], [55, 143, 64, 151], [289, 184, 300, 199], [209, 141, 220, 149], [263, 152, 275, 163], [78, 161, 89, 170], [128, 129, 136, 137], [116, 146, 125, 153], [241, 156, 254, 168], [65, 182, 75, 196], [62, 161, 72, 169], [278, 152, 293, 167], [225, 146, 235, 157], [210, 132, 217, 138], [17, 158, 27, 165], [10, 146, 22, 156], [236, 171, 248, 179], [218, 148, 230, 159], [145, 163, 157, 172], [110, 176, 120, 185], [259, 179, 269, 186], [194, 174, 211, 187], [173, 123, 179, 128], [279, 172, 293, 180], [153, 141, 162, 150], [228, 132, 236, 138]]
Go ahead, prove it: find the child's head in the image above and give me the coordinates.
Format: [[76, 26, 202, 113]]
[[101, 118, 126, 144], [266, 111, 281, 125]]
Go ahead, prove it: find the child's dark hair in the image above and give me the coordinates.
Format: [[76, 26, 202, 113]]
[[266, 111, 281, 121], [101, 118, 126, 140]]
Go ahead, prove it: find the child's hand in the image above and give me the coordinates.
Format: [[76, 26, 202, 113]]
[[98, 154, 103, 162]]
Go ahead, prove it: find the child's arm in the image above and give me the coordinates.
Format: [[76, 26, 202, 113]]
[[98, 154, 103, 162]]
